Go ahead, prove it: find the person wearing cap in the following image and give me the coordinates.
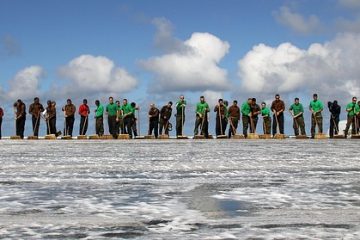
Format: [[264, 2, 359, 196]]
[[62, 99, 76, 137], [194, 96, 210, 138], [261, 102, 271, 135], [271, 94, 285, 136], [250, 98, 261, 133], [214, 99, 227, 136], [228, 100, 240, 138], [175, 95, 186, 136], [148, 103, 160, 138], [29, 97, 44, 137], [106, 96, 118, 138], [309, 93, 324, 138], [94, 100, 104, 136], [159, 101, 173, 136], [344, 96, 360, 137], [328, 100, 341, 138], [79, 99, 90, 135], [14, 99, 26, 139], [241, 98, 252, 138], [0, 106, 3, 139], [289, 98, 306, 136]]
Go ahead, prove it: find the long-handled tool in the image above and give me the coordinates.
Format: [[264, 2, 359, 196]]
[[81, 116, 88, 135]]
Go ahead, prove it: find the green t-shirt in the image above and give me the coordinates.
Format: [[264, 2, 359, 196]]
[[289, 103, 304, 116], [106, 103, 117, 117], [121, 104, 133, 115], [196, 102, 209, 116], [346, 102, 360, 117], [261, 107, 271, 117], [176, 100, 187, 115], [241, 102, 251, 116], [309, 100, 323, 112], [95, 105, 104, 118]]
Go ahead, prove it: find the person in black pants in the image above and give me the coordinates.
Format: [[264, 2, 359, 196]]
[[0, 107, 3, 139], [328, 100, 341, 138], [15, 99, 26, 139], [271, 94, 285, 136], [148, 103, 159, 138]]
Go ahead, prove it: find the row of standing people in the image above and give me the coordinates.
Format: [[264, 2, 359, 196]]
[[1, 94, 359, 139]]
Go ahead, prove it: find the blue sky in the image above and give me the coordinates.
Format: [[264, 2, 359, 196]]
[[0, 0, 359, 136]]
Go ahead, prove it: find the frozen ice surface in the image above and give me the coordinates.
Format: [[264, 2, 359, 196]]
[[0, 139, 359, 239]]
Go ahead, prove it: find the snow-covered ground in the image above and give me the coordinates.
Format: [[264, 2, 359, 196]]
[[0, 139, 359, 239]]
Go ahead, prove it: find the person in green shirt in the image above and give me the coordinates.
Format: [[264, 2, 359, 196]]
[[309, 93, 324, 138], [261, 102, 271, 135], [344, 97, 360, 137], [121, 98, 134, 138], [241, 98, 252, 138], [194, 96, 210, 138], [289, 97, 306, 136], [106, 96, 118, 138], [175, 95, 186, 136], [94, 100, 104, 136]]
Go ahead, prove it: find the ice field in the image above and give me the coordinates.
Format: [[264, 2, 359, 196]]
[[0, 139, 359, 239]]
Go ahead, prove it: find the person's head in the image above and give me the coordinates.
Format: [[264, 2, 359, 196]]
[[294, 97, 299, 104], [83, 99, 87, 104], [131, 102, 136, 108], [352, 96, 357, 103], [247, 98, 252, 104], [47, 100, 51, 106], [275, 94, 280, 100], [167, 101, 173, 107], [218, 99, 223, 105], [150, 103, 155, 108], [109, 96, 113, 104], [95, 100, 100, 106], [313, 93, 318, 101], [34, 97, 39, 103], [179, 95, 185, 101], [261, 102, 266, 109], [333, 100, 338, 106], [200, 96, 205, 103], [252, 98, 256, 104], [233, 100, 238, 106], [67, 99, 72, 105], [115, 100, 120, 106], [17, 99, 22, 104], [123, 98, 128, 105]]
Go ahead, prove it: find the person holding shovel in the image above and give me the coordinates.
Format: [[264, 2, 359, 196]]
[[0, 106, 3, 139], [328, 100, 341, 138], [62, 99, 76, 137], [214, 99, 227, 137], [289, 98, 306, 136], [309, 93, 324, 138], [241, 98, 252, 138], [261, 102, 271, 135], [344, 97, 359, 138], [271, 94, 285, 137], [159, 101, 173, 136], [228, 100, 240, 138], [79, 99, 90, 136], [15, 99, 26, 139], [250, 98, 260, 134], [29, 97, 44, 137], [194, 96, 210, 138], [175, 95, 186, 137]]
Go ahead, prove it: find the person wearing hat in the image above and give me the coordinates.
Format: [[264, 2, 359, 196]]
[[271, 94, 285, 136], [29, 97, 44, 137], [194, 96, 210, 138], [261, 102, 271, 135], [148, 103, 160, 138], [159, 101, 173, 136], [62, 99, 76, 137], [328, 100, 341, 138], [289, 98, 306, 136], [79, 99, 90, 135], [309, 93, 324, 138]]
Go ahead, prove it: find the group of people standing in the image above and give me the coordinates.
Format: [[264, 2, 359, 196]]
[[0, 93, 359, 139]]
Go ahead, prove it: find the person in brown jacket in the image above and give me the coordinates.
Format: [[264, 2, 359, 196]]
[[14, 99, 26, 139], [29, 97, 44, 136], [45, 100, 60, 136], [228, 100, 240, 138], [148, 103, 160, 138], [62, 99, 76, 136], [214, 99, 227, 136], [271, 94, 285, 136]]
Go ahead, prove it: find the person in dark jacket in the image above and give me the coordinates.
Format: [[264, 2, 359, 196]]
[[29, 97, 44, 137], [271, 94, 285, 136], [214, 99, 227, 136], [159, 101, 173, 136], [62, 99, 76, 137], [0, 106, 3, 139], [228, 100, 240, 138], [46, 100, 61, 136], [250, 98, 261, 133], [14, 99, 26, 139], [328, 100, 341, 138], [148, 103, 160, 138]]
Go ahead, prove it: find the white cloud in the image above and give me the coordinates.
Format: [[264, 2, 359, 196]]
[[237, 33, 360, 104], [336, 17, 360, 33], [202, 90, 223, 107], [58, 55, 138, 96], [274, 6, 322, 35], [338, 0, 360, 9], [7, 66, 44, 101], [142, 27, 231, 93]]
